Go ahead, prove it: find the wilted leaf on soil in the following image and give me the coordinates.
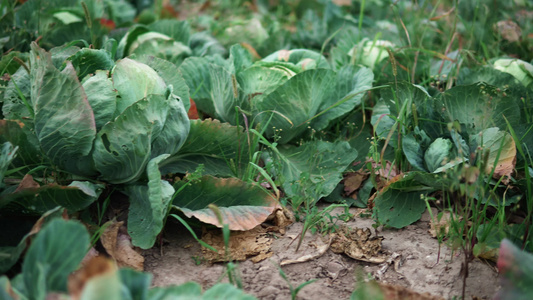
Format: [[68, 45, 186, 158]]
[[495, 20, 522, 43], [343, 171, 369, 195], [201, 226, 273, 263], [330, 225, 388, 263], [173, 175, 279, 230], [101, 220, 144, 271]]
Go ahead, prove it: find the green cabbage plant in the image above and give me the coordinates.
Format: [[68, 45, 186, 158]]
[[180, 45, 374, 144], [0, 43, 190, 249]]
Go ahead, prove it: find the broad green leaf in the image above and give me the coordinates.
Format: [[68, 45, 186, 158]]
[[458, 67, 532, 122], [372, 82, 436, 145], [437, 83, 521, 135], [0, 52, 28, 77], [424, 138, 453, 173], [150, 95, 190, 158], [314, 65, 373, 130], [374, 188, 427, 228], [0, 142, 17, 190], [30, 44, 96, 175], [118, 268, 151, 300], [49, 45, 81, 69], [112, 58, 167, 115], [131, 39, 192, 66], [223, 18, 268, 48], [68, 48, 115, 80], [127, 154, 175, 249], [373, 171, 449, 228], [237, 66, 290, 102], [2, 67, 32, 119], [210, 64, 242, 123], [402, 128, 430, 172], [0, 120, 45, 169], [172, 176, 279, 230], [93, 94, 169, 184], [81, 70, 116, 130], [273, 140, 358, 203], [105, 0, 136, 25], [22, 219, 89, 298], [189, 31, 227, 57], [229, 44, 253, 74], [179, 57, 215, 116], [147, 19, 191, 45], [0, 174, 103, 213], [254, 69, 336, 144], [160, 119, 248, 177], [474, 127, 516, 179], [136, 55, 191, 111]]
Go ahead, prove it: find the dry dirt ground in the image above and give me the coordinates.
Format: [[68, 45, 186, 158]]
[[144, 206, 500, 300]]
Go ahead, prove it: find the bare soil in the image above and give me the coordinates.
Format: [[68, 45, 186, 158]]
[[144, 206, 500, 300]]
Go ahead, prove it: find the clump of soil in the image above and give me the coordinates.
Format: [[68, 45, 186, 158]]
[[144, 207, 500, 299]]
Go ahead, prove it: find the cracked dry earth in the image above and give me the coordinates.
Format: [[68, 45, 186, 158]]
[[144, 207, 500, 300]]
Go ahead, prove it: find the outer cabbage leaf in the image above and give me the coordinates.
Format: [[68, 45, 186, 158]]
[[210, 64, 243, 122], [126, 154, 174, 249], [254, 69, 336, 144], [172, 176, 279, 231], [437, 83, 521, 135], [131, 39, 191, 66], [179, 57, 215, 116], [146, 19, 190, 45], [0, 120, 44, 168], [2, 67, 32, 119], [30, 43, 96, 176], [271, 140, 358, 203], [160, 119, 248, 177], [313, 65, 373, 130], [67, 48, 115, 79]]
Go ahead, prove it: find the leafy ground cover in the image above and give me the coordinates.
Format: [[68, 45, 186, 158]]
[[0, 0, 532, 299]]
